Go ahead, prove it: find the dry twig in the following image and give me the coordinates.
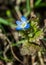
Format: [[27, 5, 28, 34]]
[[38, 51, 45, 65]]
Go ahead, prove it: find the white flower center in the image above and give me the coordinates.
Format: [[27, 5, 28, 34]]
[[21, 22, 27, 28]]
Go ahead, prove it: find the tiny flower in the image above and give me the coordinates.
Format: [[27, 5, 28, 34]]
[[16, 16, 30, 30]]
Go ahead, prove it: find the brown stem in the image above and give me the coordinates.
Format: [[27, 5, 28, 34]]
[[15, 0, 22, 19], [6, 37, 23, 64], [23, 55, 29, 65], [38, 51, 45, 65], [30, 0, 34, 9], [30, 0, 36, 18], [31, 55, 36, 65], [11, 31, 19, 42], [44, 19, 46, 26]]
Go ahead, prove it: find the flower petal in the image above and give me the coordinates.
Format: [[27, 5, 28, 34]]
[[21, 16, 27, 22], [25, 23, 30, 29], [16, 26, 22, 30], [16, 21, 21, 25]]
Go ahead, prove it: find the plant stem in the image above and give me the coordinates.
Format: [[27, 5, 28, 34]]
[[38, 51, 45, 65], [31, 55, 36, 65], [26, 0, 30, 12]]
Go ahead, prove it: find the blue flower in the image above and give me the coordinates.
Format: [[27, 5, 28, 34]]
[[16, 16, 30, 30]]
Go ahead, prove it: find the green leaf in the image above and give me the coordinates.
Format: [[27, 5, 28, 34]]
[[6, 10, 12, 17], [0, 18, 9, 25], [0, 18, 16, 28], [12, 40, 27, 47], [28, 33, 33, 37], [0, 56, 11, 62], [35, 0, 42, 6], [34, 2, 46, 7]]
